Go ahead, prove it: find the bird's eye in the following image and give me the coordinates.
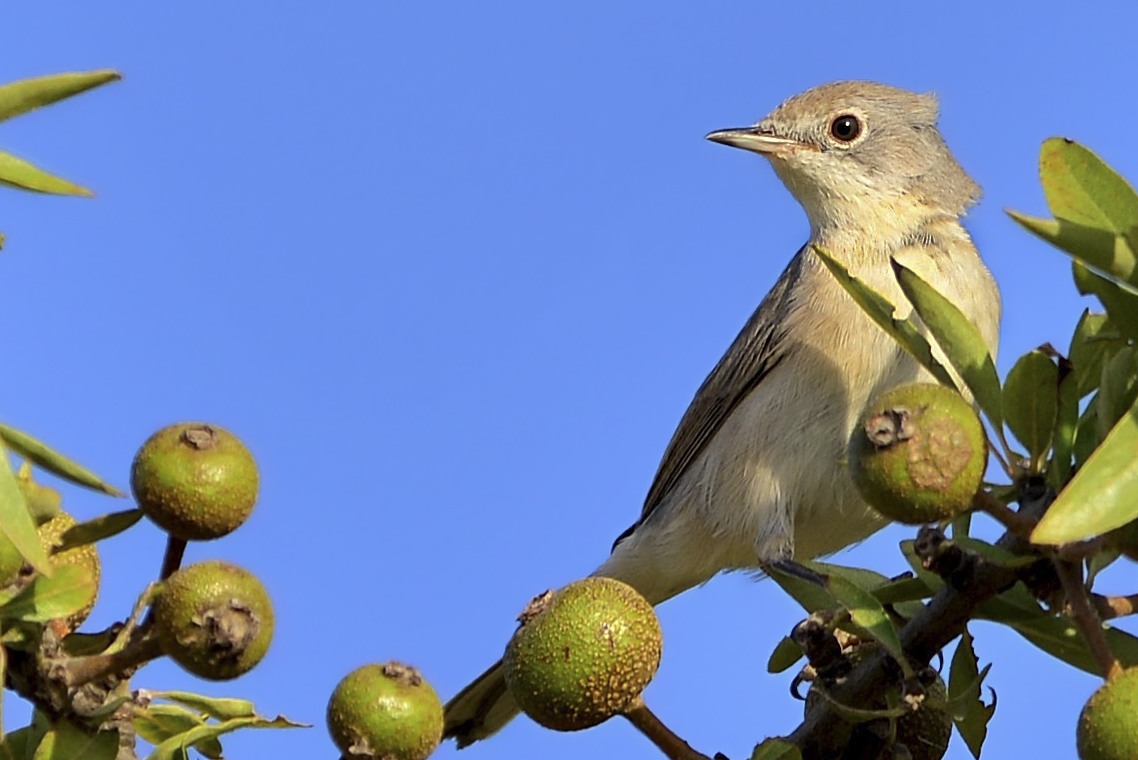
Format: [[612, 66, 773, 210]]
[[829, 115, 861, 142]]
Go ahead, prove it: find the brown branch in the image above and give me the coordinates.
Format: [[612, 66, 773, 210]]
[[59, 628, 164, 688], [973, 489, 1036, 540], [785, 485, 1053, 759], [1093, 593, 1138, 620], [157, 535, 187, 581], [1054, 559, 1122, 681], [622, 697, 713, 760]]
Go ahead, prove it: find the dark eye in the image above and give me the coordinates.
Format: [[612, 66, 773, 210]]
[[830, 114, 861, 142]]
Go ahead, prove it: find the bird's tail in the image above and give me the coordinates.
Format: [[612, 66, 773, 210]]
[[443, 658, 518, 747]]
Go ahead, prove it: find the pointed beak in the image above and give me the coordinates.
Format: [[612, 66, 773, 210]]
[[705, 127, 806, 156]]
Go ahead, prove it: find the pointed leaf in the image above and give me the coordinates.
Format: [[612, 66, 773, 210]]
[[0, 566, 94, 623], [0, 70, 121, 124], [151, 692, 257, 721], [812, 246, 955, 387], [1073, 396, 1100, 471], [144, 715, 305, 760], [56, 510, 142, 553], [0, 424, 121, 496], [1095, 347, 1138, 443], [892, 260, 1002, 426], [1002, 349, 1059, 468], [1034, 388, 1138, 543], [1068, 310, 1124, 397], [750, 738, 803, 760], [1039, 138, 1138, 235], [1048, 363, 1079, 490], [31, 720, 117, 760], [824, 575, 906, 673], [977, 590, 1138, 673], [947, 630, 994, 758], [0, 446, 50, 574], [132, 705, 202, 746], [766, 564, 837, 614], [1072, 263, 1138, 342], [0, 151, 93, 197], [1009, 212, 1138, 289], [767, 636, 804, 674]]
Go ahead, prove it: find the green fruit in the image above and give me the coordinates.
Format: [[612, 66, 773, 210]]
[[0, 512, 101, 631], [152, 560, 274, 680], [849, 383, 986, 524], [327, 661, 443, 760], [503, 577, 662, 732], [806, 645, 950, 760], [1078, 668, 1138, 760], [39, 512, 101, 632], [131, 423, 259, 541]]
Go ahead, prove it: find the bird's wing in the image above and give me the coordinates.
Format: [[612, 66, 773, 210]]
[[613, 246, 806, 547]]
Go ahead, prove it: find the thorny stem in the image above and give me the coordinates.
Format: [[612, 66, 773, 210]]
[[622, 697, 713, 760], [61, 628, 163, 688], [1054, 559, 1122, 681], [973, 490, 1036, 540]]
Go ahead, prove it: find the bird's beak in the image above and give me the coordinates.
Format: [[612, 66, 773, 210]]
[[705, 127, 806, 156]]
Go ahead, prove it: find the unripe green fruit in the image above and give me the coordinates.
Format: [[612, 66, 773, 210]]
[[152, 560, 274, 680], [806, 645, 950, 760], [39, 512, 101, 633], [131, 423, 259, 541], [1077, 668, 1138, 760], [327, 661, 443, 760], [849, 383, 986, 524], [0, 512, 100, 632], [503, 577, 662, 732]]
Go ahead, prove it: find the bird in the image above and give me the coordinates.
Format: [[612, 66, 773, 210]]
[[443, 80, 1001, 747]]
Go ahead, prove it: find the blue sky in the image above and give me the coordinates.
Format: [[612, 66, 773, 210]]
[[2, 4, 1137, 759]]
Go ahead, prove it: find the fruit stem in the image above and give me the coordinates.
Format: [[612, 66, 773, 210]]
[[61, 628, 164, 688], [157, 535, 187, 581], [972, 490, 1036, 540], [1054, 559, 1122, 681], [622, 697, 713, 760]]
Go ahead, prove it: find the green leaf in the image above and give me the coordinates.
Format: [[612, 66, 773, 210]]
[[30, 720, 117, 760], [1002, 349, 1059, 469], [1009, 212, 1138, 288], [1048, 364, 1079, 490], [892, 260, 1002, 426], [0, 424, 121, 496], [0, 150, 93, 197], [1034, 387, 1138, 543], [0, 447, 50, 574], [811, 246, 955, 387], [0, 70, 121, 124], [55, 510, 142, 553], [133, 704, 202, 745], [133, 705, 223, 758], [1039, 138, 1138, 236], [766, 636, 804, 674], [1072, 262, 1138, 341], [824, 575, 907, 674], [1073, 396, 1100, 471], [149, 692, 257, 721], [766, 564, 837, 614], [947, 630, 993, 758], [144, 715, 306, 760], [976, 587, 1138, 673], [750, 738, 803, 760], [1096, 347, 1138, 443], [1, 725, 38, 760], [1068, 310, 1124, 397], [0, 566, 94, 623], [868, 575, 935, 607]]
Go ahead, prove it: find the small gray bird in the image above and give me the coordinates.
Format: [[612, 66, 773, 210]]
[[444, 80, 1001, 746]]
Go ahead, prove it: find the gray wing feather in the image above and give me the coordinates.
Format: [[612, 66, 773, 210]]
[[613, 246, 806, 547]]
